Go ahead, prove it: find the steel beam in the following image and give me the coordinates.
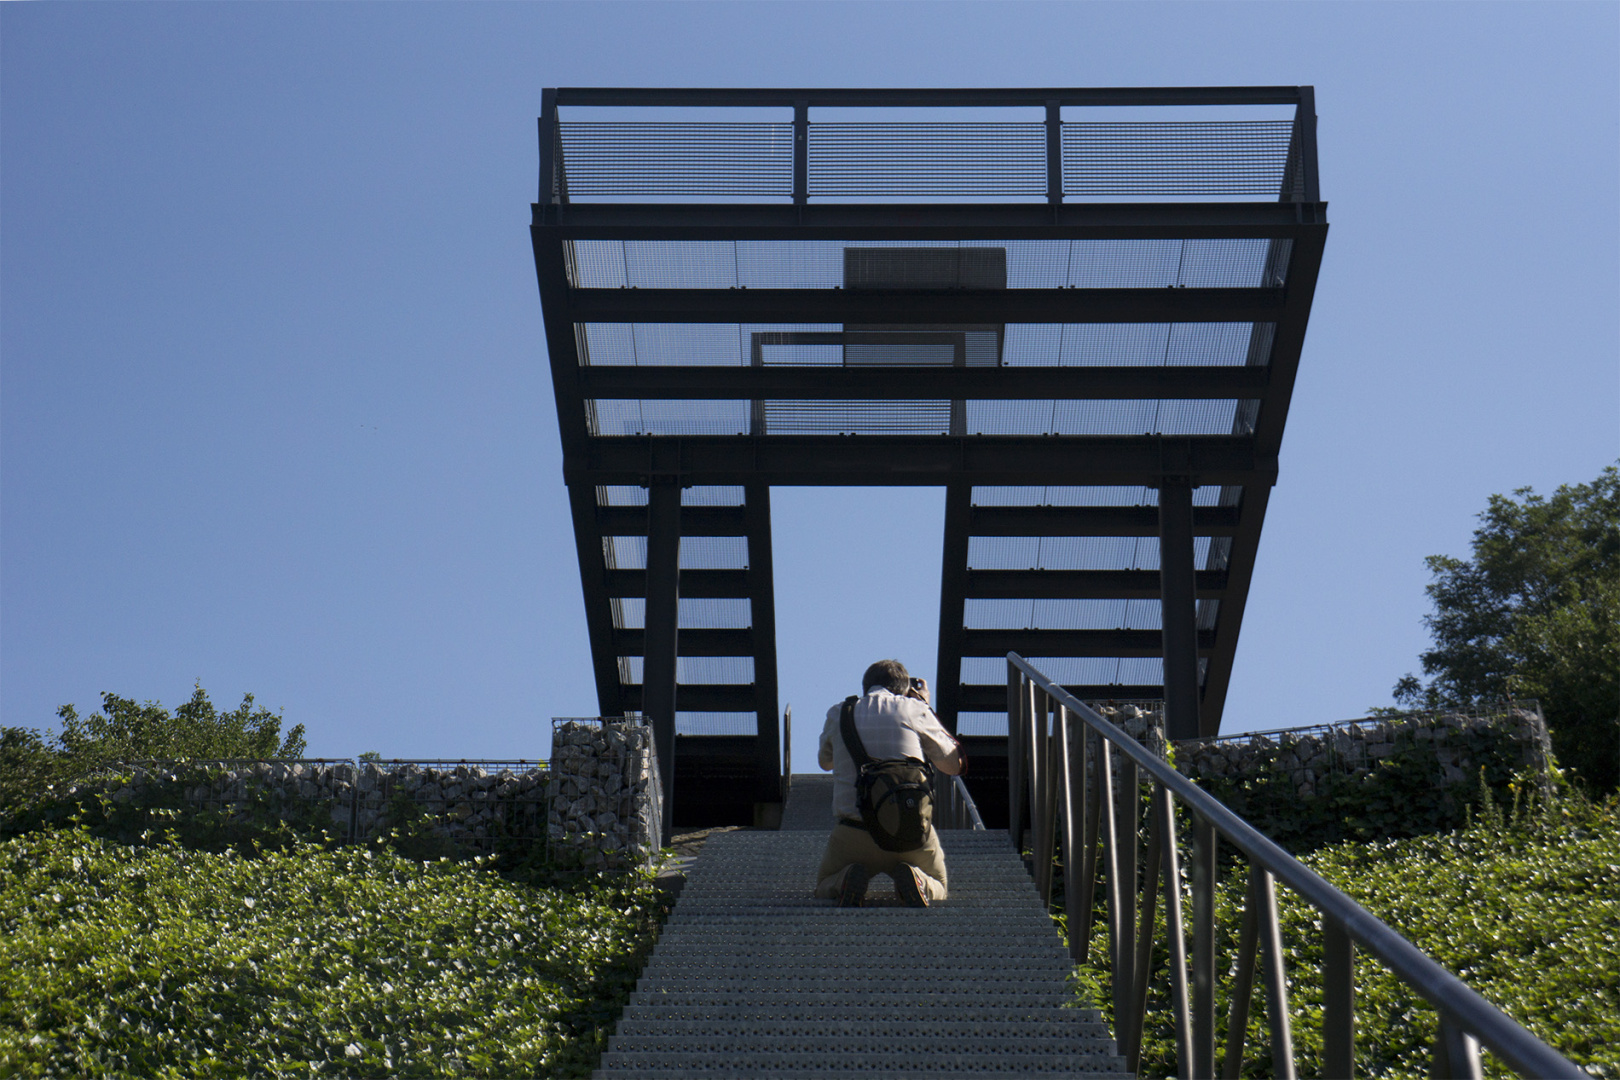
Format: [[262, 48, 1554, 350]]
[[553, 86, 1311, 108], [961, 628, 1214, 656], [605, 568, 750, 598], [1159, 480, 1202, 743], [957, 683, 1166, 710], [569, 286, 1284, 325], [578, 365, 1270, 402], [743, 483, 783, 811], [969, 505, 1241, 538], [934, 483, 973, 735], [595, 505, 748, 536], [965, 569, 1228, 600], [565, 484, 625, 718], [643, 481, 681, 841], [614, 627, 757, 657], [539, 201, 1328, 239], [620, 683, 756, 712], [566, 434, 1275, 488]]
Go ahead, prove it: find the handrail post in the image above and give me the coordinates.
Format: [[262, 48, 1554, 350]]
[[1192, 816, 1218, 1078], [1324, 917, 1356, 1079], [1007, 663, 1025, 849], [1096, 740, 1127, 1027], [792, 100, 809, 207], [538, 87, 559, 208], [1434, 1019, 1484, 1080]]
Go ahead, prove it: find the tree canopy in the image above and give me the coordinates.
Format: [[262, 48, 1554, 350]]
[[1393, 464, 1619, 790]]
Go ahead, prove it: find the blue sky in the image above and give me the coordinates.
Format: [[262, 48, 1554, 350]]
[[3, 2, 1616, 770]]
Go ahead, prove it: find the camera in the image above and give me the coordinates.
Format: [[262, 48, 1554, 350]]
[[910, 677, 925, 690]]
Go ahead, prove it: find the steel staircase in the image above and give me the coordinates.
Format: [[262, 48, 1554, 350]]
[[595, 774, 1130, 1078]]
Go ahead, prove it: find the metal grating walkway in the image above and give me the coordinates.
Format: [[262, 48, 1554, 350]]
[[595, 777, 1130, 1078]]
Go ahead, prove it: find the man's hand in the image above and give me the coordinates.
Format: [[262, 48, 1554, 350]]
[[906, 677, 931, 705]]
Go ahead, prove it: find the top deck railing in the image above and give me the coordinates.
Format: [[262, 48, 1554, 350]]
[[539, 86, 1319, 206], [1006, 653, 1585, 1080]]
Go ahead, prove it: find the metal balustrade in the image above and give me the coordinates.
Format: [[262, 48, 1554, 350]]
[[1006, 652, 1586, 1080], [936, 770, 989, 832]]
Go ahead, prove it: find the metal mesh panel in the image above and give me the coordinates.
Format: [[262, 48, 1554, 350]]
[[966, 535, 1214, 571], [610, 597, 752, 631], [965, 399, 1251, 436], [675, 713, 759, 735], [617, 655, 757, 685], [1062, 121, 1296, 196], [964, 598, 1164, 631], [762, 400, 953, 435], [809, 123, 1046, 196], [557, 123, 793, 196], [588, 399, 750, 436], [601, 535, 750, 570], [1002, 323, 1270, 366], [566, 239, 1290, 290], [596, 485, 747, 507], [971, 485, 1225, 507]]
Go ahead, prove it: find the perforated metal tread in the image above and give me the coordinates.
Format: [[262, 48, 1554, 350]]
[[595, 823, 1128, 1078]]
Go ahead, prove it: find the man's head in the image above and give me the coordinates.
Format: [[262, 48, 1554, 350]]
[[862, 659, 911, 695]]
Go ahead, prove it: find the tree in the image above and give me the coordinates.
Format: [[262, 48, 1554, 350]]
[[52, 684, 307, 772], [1393, 464, 1619, 790]]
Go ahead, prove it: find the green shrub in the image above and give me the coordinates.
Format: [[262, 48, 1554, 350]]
[[1070, 792, 1619, 1078], [0, 828, 664, 1078]]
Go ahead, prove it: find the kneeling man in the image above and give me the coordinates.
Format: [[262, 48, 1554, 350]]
[[815, 659, 963, 907]]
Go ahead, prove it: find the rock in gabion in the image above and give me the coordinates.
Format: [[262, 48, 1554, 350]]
[[547, 720, 660, 871], [1173, 707, 1553, 798]]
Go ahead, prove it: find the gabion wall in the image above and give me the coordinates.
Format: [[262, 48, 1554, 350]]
[[548, 719, 662, 871]]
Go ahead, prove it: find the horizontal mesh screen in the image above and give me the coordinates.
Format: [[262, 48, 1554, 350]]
[[960, 656, 1168, 682], [1002, 323, 1271, 366], [965, 598, 1165, 631], [617, 656, 757, 685], [555, 121, 1303, 199], [1063, 121, 1298, 195], [602, 536, 749, 570], [610, 597, 752, 631], [588, 399, 1252, 437], [971, 485, 1226, 506], [567, 240, 1290, 290], [557, 123, 793, 195], [675, 713, 758, 736], [810, 123, 1046, 196], [966, 536, 1214, 571]]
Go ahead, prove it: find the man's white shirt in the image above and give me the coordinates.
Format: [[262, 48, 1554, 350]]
[[818, 686, 961, 820]]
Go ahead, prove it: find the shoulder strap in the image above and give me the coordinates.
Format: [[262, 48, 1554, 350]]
[[839, 696, 873, 767]]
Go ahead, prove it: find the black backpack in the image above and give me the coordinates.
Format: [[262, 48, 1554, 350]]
[[840, 696, 935, 852]]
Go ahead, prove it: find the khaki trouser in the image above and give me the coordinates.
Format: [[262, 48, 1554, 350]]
[[814, 822, 948, 902]]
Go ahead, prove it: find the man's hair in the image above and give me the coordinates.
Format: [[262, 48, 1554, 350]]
[[862, 659, 911, 695]]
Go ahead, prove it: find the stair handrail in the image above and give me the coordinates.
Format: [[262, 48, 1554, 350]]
[[936, 770, 987, 832], [1006, 652, 1586, 1080]]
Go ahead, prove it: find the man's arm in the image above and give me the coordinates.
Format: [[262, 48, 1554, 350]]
[[904, 679, 963, 776], [818, 705, 838, 771]]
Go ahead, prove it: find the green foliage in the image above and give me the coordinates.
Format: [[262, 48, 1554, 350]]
[[1394, 464, 1620, 790], [1070, 792, 1619, 1078], [0, 828, 665, 1078], [54, 685, 307, 772]]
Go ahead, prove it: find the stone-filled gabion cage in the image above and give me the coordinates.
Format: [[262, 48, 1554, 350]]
[[548, 718, 663, 871]]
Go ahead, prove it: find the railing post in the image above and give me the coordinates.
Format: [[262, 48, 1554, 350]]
[[793, 100, 809, 207], [1323, 917, 1356, 1080], [1096, 740, 1128, 1025], [538, 87, 559, 208], [1045, 99, 1063, 205], [1193, 816, 1218, 1078], [1007, 664, 1024, 848], [1078, 726, 1102, 954], [1433, 1019, 1484, 1080], [1157, 786, 1194, 1080]]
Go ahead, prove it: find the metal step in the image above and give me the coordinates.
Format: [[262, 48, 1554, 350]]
[[594, 781, 1128, 1079]]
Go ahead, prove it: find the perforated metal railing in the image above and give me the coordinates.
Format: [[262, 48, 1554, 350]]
[[1006, 653, 1586, 1080], [554, 118, 1306, 200]]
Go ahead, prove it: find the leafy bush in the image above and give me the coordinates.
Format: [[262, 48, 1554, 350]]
[[1070, 791, 1619, 1078], [0, 828, 665, 1078]]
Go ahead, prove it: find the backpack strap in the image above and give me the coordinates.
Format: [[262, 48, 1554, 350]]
[[838, 696, 873, 768]]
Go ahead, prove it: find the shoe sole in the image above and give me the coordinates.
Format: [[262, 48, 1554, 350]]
[[895, 865, 930, 908], [837, 864, 870, 907]]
